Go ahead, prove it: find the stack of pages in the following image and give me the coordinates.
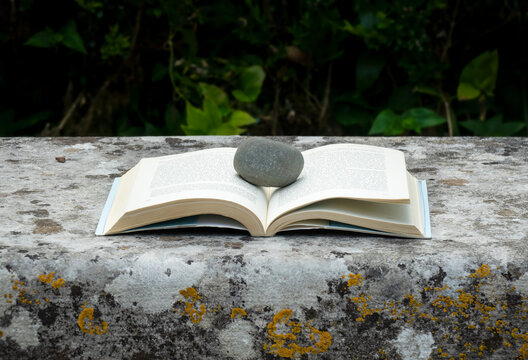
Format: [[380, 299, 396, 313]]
[[96, 143, 431, 238]]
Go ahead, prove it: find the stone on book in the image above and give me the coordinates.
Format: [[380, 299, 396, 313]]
[[233, 138, 304, 187]]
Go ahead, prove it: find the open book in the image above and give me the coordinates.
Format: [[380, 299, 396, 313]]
[[96, 143, 431, 238]]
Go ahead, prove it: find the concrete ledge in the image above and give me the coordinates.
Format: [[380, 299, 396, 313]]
[[0, 136, 527, 359]]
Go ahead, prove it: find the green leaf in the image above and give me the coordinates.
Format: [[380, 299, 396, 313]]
[[232, 65, 266, 103], [184, 101, 210, 132], [14, 111, 53, 131], [342, 19, 356, 33], [212, 123, 244, 135], [333, 91, 375, 110], [232, 90, 251, 103], [227, 110, 256, 127], [164, 104, 183, 134], [0, 110, 52, 136], [498, 122, 526, 136], [356, 52, 384, 91], [183, 99, 224, 135], [335, 107, 371, 127], [203, 98, 223, 129], [181, 125, 207, 135], [399, 116, 421, 135], [152, 63, 168, 82], [461, 115, 525, 136], [403, 108, 446, 128], [117, 115, 143, 136], [460, 120, 487, 135], [369, 109, 398, 135], [198, 83, 229, 116], [25, 28, 63, 48], [457, 82, 480, 101], [61, 20, 87, 54], [0, 109, 15, 136], [74, 0, 103, 12], [144, 122, 163, 136], [457, 50, 499, 101], [100, 24, 130, 60], [370, 108, 444, 135], [413, 85, 440, 97], [359, 11, 379, 30]]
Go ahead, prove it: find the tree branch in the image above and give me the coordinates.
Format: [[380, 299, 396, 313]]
[[439, 90, 453, 137], [56, 93, 83, 135], [440, 0, 460, 64], [272, 80, 281, 135], [128, 3, 144, 58], [80, 80, 111, 135], [317, 64, 332, 130]]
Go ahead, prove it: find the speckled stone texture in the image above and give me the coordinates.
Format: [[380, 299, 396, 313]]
[[0, 136, 527, 360]]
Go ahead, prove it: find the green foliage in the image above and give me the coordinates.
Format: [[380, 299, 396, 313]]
[[182, 80, 258, 135], [369, 108, 446, 135], [287, 1, 345, 64], [344, 1, 448, 83], [0, 109, 53, 136], [100, 25, 130, 60], [460, 115, 525, 136], [232, 66, 266, 103], [355, 52, 385, 92], [179, 64, 264, 135], [182, 99, 256, 135], [74, 0, 103, 12], [2, 0, 526, 137], [199, 83, 230, 116], [24, 28, 63, 48], [61, 20, 88, 54], [452, 50, 522, 135], [25, 20, 87, 54], [457, 50, 499, 101]]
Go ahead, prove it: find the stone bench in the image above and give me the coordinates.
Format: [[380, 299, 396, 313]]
[[0, 136, 527, 359]]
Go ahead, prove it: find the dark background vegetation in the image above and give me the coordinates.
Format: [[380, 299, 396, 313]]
[[1, 0, 527, 136]]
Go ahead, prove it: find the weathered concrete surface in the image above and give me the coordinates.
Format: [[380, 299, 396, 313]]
[[0, 136, 527, 360]]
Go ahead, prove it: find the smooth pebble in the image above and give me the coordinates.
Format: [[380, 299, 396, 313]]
[[233, 138, 304, 187]]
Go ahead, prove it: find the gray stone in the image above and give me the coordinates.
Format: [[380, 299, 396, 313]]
[[0, 136, 527, 359], [233, 138, 304, 187]]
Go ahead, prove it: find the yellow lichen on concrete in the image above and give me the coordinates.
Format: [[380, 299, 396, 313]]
[[178, 287, 206, 324], [511, 328, 528, 358], [10, 277, 33, 305], [6, 272, 68, 307], [343, 273, 363, 288], [231, 308, 247, 319], [38, 271, 66, 289], [404, 294, 422, 317], [38, 272, 55, 284], [469, 264, 490, 279], [341, 265, 528, 359], [519, 343, 528, 360], [263, 309, 332, 358], [51, 278, 66, 289], [77, 306, 108, 335], [350, 294, 381, 322], [378, 347, 388, 360]]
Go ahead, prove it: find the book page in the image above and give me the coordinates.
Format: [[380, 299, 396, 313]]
[[267, 144, 410, 226], [127, 148, 268, 226]]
